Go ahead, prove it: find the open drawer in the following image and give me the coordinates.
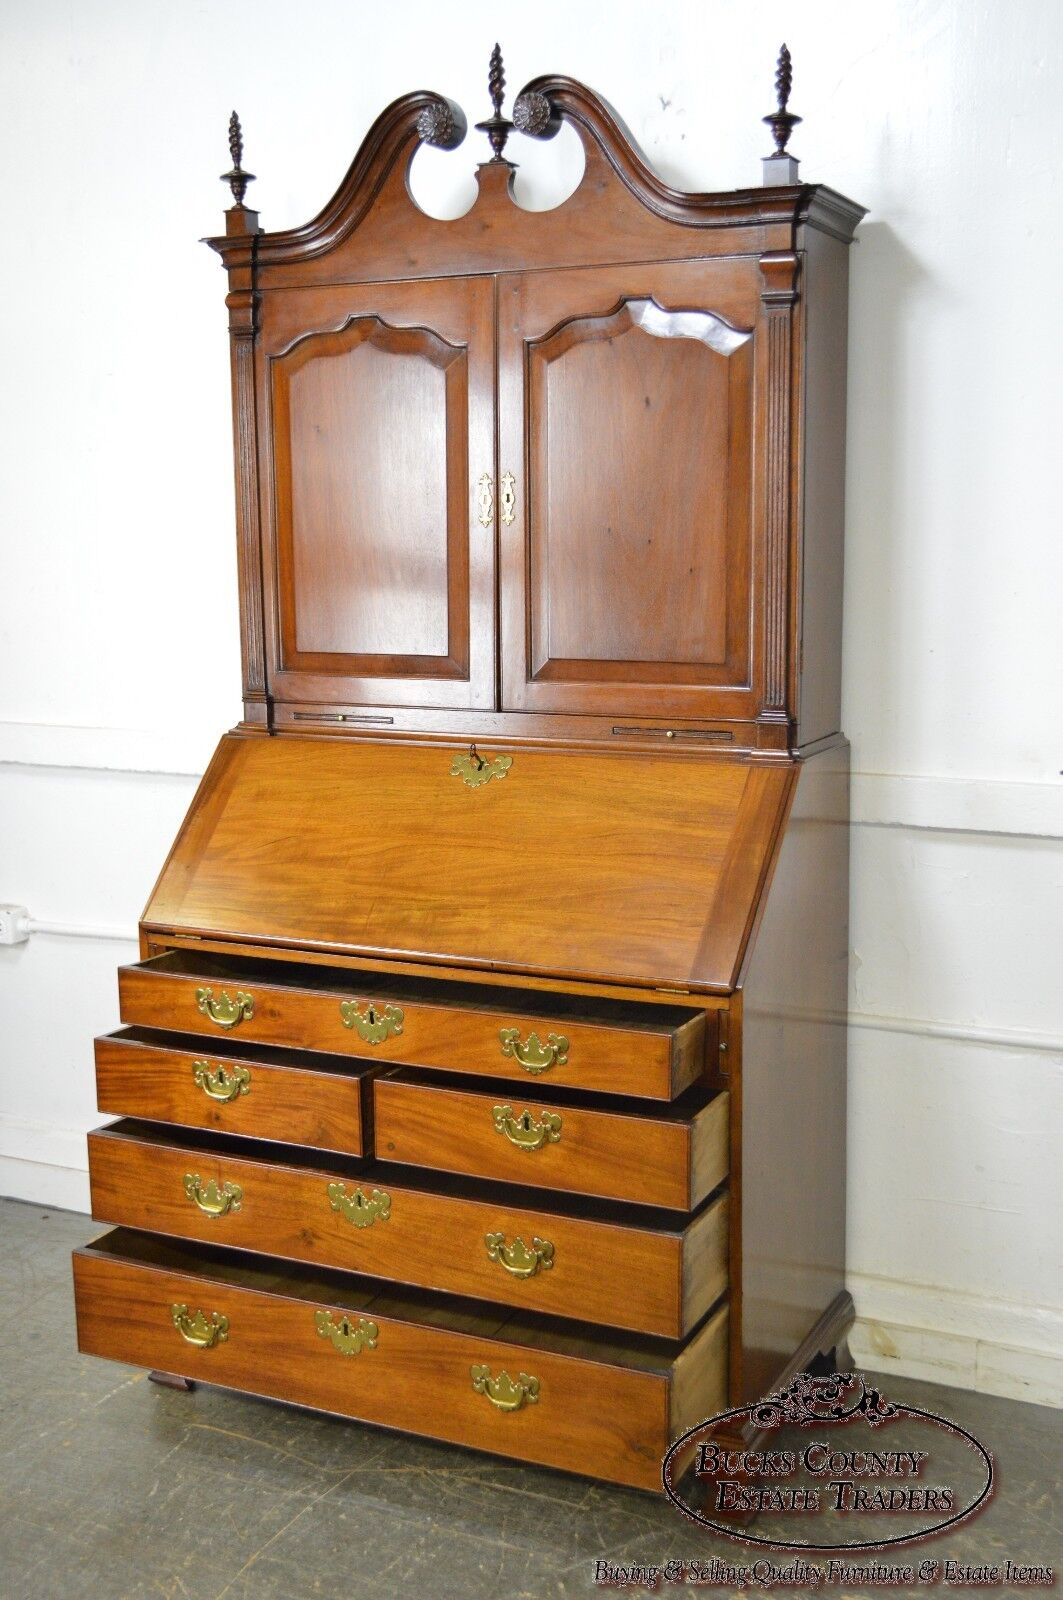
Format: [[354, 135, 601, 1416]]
[[87, 1120, 728, 1339], [74, 1229, 728, 1492], [118, 952, 708, 1100], [373, 1069, 729, 1211], [95, 1028, 371, 1155]]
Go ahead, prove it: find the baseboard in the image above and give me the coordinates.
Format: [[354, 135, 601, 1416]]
[[849, 1271, 1063, 1409], [0, 1154, 90, 1213]]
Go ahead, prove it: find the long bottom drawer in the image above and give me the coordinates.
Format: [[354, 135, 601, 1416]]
[[74, 1230, 727, 1492]]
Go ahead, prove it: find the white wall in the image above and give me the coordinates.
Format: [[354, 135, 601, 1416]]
[[1, 0, 1060, 1405]]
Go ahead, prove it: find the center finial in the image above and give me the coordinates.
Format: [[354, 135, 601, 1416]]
[[475, 43, 514, 162]]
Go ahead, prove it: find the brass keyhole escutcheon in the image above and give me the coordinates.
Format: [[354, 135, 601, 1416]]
[[500, 470, 517, 525], [315, 1310, 379, 1357], [491, 1105, 563, 1152], [451, 744, 513, 788], [192, 1060, 251, 1102], [326, 1182, 391, 1228], [339, 1000, 404, 1044]]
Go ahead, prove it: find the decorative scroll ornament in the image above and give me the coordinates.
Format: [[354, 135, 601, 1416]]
[[750, 1373, 900, 1430], [470, 1364, 540, 1411], [492, 1104, 563, 1152], [451, 745, 513, 788], [171, 1304, 229, 1348], [195, 986, 255, 1029], [192, 1059, 251, 1102], [339, 1000, 404, 1044], [498, 1028, 569, 1074], [220, 110, 255, 206], [315, 1310, 379, 1357], [485, 1232, 555, 1278], [762, 44, 802, 157], [327, 1182, 392, 1228], [475, 43, 514, 162]]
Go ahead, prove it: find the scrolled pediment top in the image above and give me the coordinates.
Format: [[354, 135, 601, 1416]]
[[251, 89, 467, 268]]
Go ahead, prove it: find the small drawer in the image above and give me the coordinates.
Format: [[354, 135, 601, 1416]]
[[118, 952, 707, 1101], [87, 1121, 728, 1339], [373, 1070, 729, 1211], [95, 1030, 368, 1155], [74, 1229, 728, 1492]]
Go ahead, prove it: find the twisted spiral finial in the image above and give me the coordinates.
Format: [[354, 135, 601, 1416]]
[[475, 42, 514, 161], [488, 42, 505, 117], [220, 109, 255, 206], [775, 43, 793, 114], [762, 43, 802, 157]]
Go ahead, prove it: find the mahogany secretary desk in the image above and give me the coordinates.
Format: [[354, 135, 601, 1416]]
[[73, 47, 865, 1492]]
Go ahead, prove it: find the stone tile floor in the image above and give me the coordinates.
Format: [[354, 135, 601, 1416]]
[[0, 1197, 1059, 1599]]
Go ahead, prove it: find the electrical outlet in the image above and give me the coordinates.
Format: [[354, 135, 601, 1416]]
[[0, 904, 30, 945]]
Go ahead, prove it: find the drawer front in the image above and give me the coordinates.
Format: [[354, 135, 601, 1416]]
[[118, 957, 705, 1100], [374, 1074, 729, 1211], [95, 1032, 366, 1154], [73, 1241, 688, 1491], [87, 1126, 727, 1337]]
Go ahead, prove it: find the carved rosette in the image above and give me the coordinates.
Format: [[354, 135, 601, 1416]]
[[513, 89, 556, 138], [416, 95, 467, 151]]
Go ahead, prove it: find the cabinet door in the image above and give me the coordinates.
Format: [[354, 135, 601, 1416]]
[[258, 277, 494, 710], [498, 261, 764, 720]]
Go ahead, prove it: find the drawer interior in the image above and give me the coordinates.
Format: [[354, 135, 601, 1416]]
[[101, 1025, 375, 1078], [90, 1118, 725, 1232], [130, 950, 705, 1035], [373, 1064, 723, 1121], [78, 1227, 706, 1366]]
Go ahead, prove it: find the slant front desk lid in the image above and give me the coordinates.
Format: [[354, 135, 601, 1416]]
[[143, 734, 795, 994]]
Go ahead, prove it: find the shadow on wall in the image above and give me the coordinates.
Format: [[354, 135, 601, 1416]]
[[843, 219, 937, 764]]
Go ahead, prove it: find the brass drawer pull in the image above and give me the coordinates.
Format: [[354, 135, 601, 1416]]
[[327, 1181, 391, 1228], [498, 1028, 569, 1075], [192, 1060, 251, 1102], [171, 1304, 229, 1348], [470, 1364, 539, 1412], [476, 471, 494, 527], [451, 744, 513, 788], [492, 1104, 562, 1152], [195, 986, 254, 1030], [183, 1173, 243, 1217], [315, 1310, 379, 1357], [485, 1232, 554, 1278], [339, 1000, 404, 1044], [500, 469, 517, 526]]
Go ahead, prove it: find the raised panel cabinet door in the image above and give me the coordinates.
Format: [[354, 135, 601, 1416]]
[[498, 259, 767, 720], [258, 276, 495, 710]]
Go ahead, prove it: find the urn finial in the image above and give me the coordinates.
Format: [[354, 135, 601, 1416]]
[[761, 45, 802, 185]]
